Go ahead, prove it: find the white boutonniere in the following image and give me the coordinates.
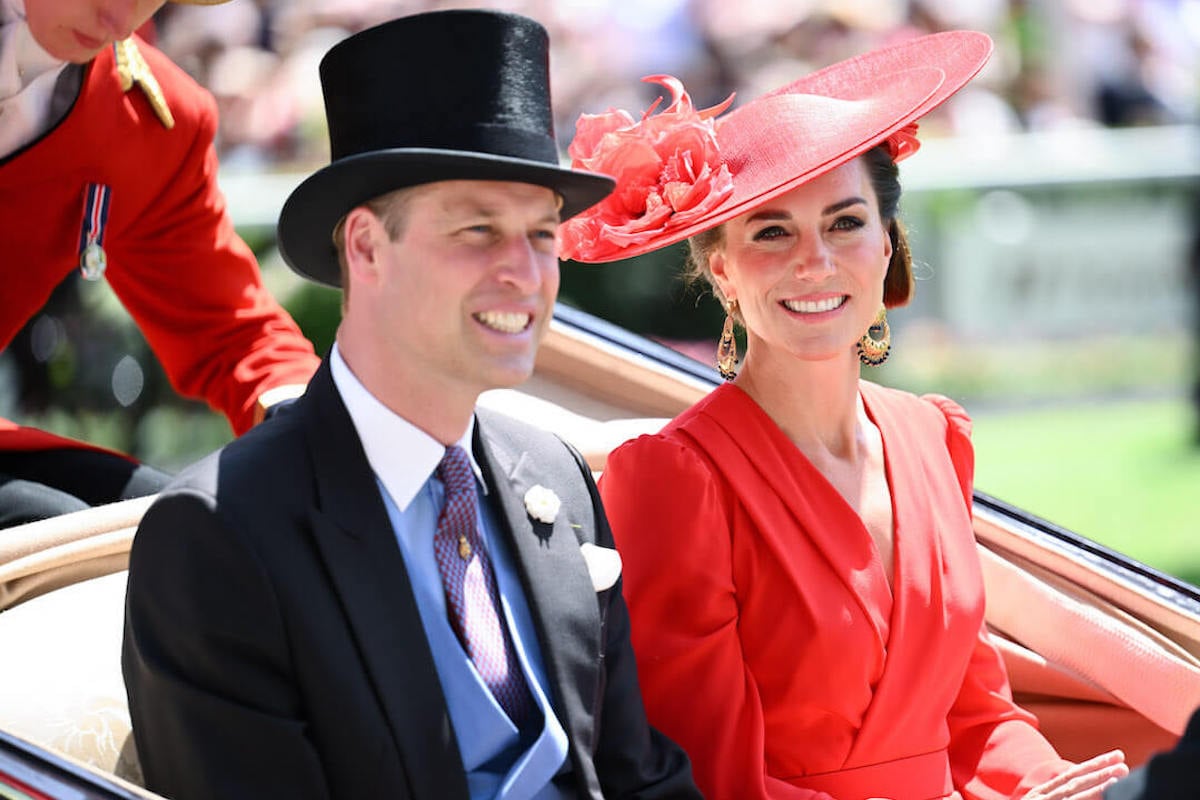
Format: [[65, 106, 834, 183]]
[[523, 484, 561, 524]]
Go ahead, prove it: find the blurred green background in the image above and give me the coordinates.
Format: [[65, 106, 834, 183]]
[[972, 397, 1200, 587]]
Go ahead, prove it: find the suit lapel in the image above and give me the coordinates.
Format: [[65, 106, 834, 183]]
[[473, 419, 602, 753], [300, 363, 469, 800]]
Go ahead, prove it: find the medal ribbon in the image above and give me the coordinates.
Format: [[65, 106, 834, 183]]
[[78, 182, 111, 280]]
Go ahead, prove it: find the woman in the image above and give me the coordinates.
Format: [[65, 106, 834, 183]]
[[560, 31, 1128, 800]]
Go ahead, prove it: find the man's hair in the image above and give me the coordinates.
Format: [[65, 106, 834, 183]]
[[332, 186, 420, 299]]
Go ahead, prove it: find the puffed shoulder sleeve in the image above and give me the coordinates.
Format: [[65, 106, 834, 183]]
[[599, 435, 732, 682], [599, 434, 830, 800], [923, 393, 975, 512]]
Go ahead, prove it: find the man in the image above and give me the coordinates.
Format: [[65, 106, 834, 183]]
[[122, 10, 700, 800], [0, 0, 320, 525]]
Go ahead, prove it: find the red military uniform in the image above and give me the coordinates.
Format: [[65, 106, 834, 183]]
[[0, 35, 320, 454]]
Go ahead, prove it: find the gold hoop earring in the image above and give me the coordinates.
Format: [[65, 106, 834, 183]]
[[717, 300, 739, 380], [857, 306, 891, 367]]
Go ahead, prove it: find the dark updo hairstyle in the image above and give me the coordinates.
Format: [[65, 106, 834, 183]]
[[685, 144, 914, 319]]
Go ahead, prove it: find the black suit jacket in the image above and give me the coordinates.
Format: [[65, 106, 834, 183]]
[[121, 361, 698, 800]]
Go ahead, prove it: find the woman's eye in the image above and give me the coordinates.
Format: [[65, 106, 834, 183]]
[[752, 225, 788, 241], [831, 216, 865, 231]]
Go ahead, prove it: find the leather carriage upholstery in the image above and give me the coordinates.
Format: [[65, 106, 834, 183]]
[[0, 499, 148, 786]]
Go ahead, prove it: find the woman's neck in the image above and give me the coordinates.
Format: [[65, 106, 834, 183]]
[[733, 344, 865, 463]]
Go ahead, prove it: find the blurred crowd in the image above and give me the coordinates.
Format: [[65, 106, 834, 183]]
[[148, 0, 1200, 175]]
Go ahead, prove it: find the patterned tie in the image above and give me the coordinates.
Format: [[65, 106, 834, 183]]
[[433, 445, 535, 727]]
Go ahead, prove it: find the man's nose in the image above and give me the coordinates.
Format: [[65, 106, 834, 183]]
[[496, 236, 546, 292]]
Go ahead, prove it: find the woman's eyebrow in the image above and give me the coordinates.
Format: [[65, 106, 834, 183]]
[[824, 197, 867, 215], [743, 196, 867, 225]]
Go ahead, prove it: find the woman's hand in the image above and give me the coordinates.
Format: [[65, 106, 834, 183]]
[[1023, 750, 1129, 800]]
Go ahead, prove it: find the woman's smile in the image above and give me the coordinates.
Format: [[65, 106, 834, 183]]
[[781, 294, 848, 316]]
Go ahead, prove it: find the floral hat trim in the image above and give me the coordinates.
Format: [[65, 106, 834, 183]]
[[559, 76, 734, 262], [558, 30, 992, 265], [558, 78, 918, 265]]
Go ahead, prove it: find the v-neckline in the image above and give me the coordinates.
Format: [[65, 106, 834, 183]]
[[824, 385, 898, 638], [721, 381, 902, 644], [859, 387, 899, 599]]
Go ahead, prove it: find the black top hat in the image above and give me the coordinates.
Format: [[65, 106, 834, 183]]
[[276, 10, 616, 287]]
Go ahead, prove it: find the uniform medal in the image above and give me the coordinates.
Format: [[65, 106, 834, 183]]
[[78, 183, 111, 281]]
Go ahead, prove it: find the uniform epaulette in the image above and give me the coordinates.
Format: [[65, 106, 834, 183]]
[[113, 38, 174, 130]]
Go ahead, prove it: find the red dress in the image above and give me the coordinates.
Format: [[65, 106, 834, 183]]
[[0, 38, 320, 454], [599, 381, 1071, 800]]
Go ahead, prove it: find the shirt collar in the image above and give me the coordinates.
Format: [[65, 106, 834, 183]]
[[330, 343, 483, 511]]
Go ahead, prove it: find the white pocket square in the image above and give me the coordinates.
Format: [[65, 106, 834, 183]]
[[579, 543, 622, 592]]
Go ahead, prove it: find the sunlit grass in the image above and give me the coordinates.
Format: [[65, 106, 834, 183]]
[[970, 397, 1200, 586]]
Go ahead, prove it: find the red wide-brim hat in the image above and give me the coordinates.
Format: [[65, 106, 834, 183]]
[[560, 30, 993, 264]]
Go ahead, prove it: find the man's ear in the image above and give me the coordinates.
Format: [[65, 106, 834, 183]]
[[343, 207, 384, 288]]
